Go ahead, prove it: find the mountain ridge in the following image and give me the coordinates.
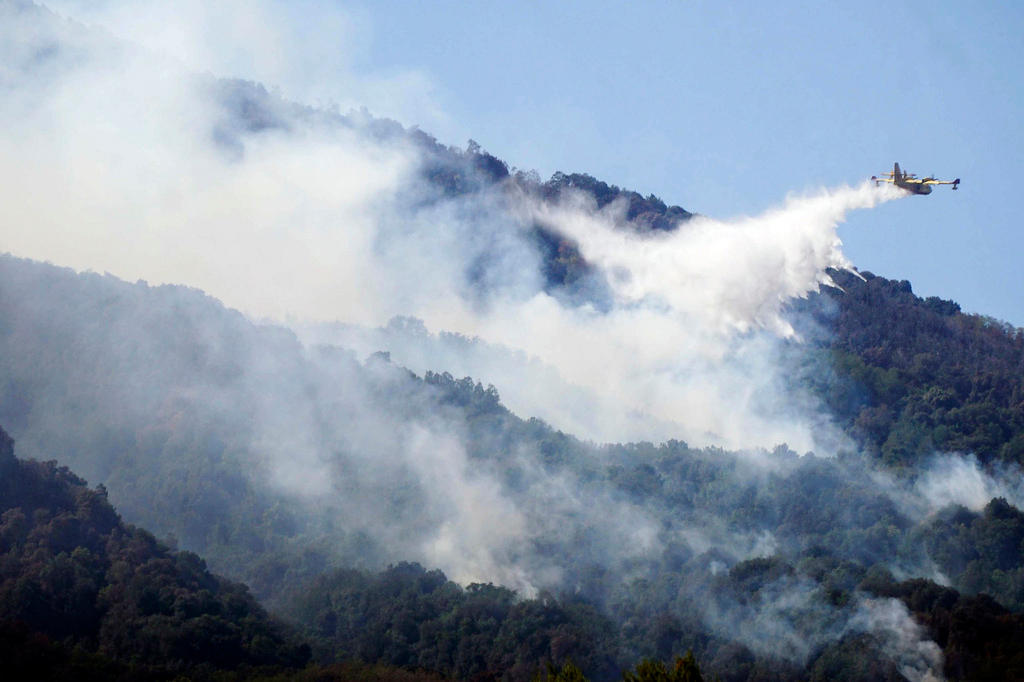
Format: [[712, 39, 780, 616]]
[[2, 7, 1023, 675]]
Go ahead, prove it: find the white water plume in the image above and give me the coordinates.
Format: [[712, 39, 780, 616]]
[[533, 182, 904, 337], [408, 182, 906, 449]]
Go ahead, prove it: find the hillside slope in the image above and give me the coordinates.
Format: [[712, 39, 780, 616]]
[[7, 414, 1024, 680], [0, 425, 310, 679], [5, 257, 1024, 680], [809, 269, 1024, 466]]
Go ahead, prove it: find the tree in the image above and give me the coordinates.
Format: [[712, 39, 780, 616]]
[[622, 652, 704, 682]]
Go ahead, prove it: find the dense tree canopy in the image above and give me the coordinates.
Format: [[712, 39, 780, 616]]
[[808, 269, 1024, 467], [0, 426, 310, 679]]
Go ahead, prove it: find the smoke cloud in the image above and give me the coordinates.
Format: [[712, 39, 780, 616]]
[[0, 2, 967, 675], [299, 181, 904, 451], [911, 453, 1024, 514], [0, 1, 907, 455], [850, 598, 944, 682]]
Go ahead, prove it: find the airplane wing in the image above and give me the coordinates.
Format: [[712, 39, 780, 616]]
[[917, 178, 961, 190]]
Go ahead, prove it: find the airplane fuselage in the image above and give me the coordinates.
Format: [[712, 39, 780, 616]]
[[898, 182, 932, 195]]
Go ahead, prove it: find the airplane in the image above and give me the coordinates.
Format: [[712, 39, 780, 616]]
[[872, 162, 960, 195]]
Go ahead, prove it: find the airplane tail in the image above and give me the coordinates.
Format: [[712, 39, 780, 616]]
[[893, 162, 902, 182]]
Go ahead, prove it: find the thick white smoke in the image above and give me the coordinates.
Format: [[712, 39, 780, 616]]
[[872, 451, 1024, 532], [850, 599, 945, 682], [300, 182, 905, 450], [911, 453, 1024, 513], [0, 5, 416, 326], [0, 2, 906, 456], [453, 182, 906, 448]]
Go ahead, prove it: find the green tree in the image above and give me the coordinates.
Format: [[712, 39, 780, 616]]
[[622, 652, 704, 682]]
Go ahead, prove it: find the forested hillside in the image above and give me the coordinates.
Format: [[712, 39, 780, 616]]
[[3, 6, 1024, 677], [813, 269, 1024, 467], [3, 253, 1024, 679], [0, 425, 310, 679], [4, 417, 1023, 680]]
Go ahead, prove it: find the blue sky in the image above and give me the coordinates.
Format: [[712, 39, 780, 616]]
[[339, 0, 1022, 326]]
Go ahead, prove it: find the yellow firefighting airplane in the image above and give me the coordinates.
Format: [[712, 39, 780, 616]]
[[872, 162, 960, 195]]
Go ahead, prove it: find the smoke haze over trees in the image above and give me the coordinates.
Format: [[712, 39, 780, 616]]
[[2, 2, 1024, 680]]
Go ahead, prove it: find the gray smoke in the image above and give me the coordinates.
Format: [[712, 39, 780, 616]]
[[0, 2, 968, 675]]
